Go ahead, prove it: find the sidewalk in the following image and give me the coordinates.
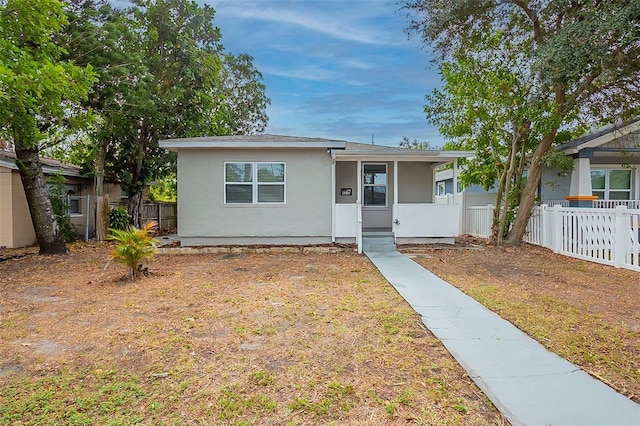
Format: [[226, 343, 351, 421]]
[[366, 250, 640, 426]]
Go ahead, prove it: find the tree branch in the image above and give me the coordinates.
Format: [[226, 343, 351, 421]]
[[509, 0, 542, 42]]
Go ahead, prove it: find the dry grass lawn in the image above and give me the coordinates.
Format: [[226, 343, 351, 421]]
[[0, 243, 504, 425]]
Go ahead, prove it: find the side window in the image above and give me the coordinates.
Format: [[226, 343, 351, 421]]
[[224, 162, 286, 204], [225, 163, 253, 203], [591, 169, 631, 200]]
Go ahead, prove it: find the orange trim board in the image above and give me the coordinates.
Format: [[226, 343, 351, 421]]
[[564, 195, 599, 201]]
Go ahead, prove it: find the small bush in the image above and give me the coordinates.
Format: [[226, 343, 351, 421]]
[[108, 222, 158, 279], [108, 207, 130, 231], [48, 173, 78, 243]]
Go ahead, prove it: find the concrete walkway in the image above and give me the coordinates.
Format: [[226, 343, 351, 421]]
[[366, 250, 640, 426]]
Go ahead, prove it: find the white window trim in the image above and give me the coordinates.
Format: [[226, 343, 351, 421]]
[[363, 162, 388, 207], [224, 162, 286, 205], [591, 166, 634, 200]]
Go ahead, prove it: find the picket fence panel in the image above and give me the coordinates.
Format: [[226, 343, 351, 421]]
[[524, 205, 640, 272]]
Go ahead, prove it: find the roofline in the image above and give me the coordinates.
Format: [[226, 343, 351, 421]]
[[332, 150, 474, 161], [561, 120, 640, 155], [159, 140, 347, 151], [0, 158, 83, 178]]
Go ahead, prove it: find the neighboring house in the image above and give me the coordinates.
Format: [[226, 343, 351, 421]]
[[0, 151, 121, 248], [159, 135, 473, 247], [434, 168, 499, 197], [541, 119, 640, 206]]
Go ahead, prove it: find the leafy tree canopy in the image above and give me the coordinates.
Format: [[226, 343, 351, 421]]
[[404, 0, 640, 244]]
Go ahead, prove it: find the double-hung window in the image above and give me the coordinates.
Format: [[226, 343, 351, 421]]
[[591, 169, 632, 200], [224, 162, 286, 204]]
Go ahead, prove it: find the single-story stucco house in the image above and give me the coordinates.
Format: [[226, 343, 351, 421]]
[[541, 119, 640, 207], [159, 135, 473, 250], [0, 151, 121, 248]]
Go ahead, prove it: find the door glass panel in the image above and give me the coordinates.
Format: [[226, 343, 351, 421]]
[[364, 186, 386, 205], [363, 164, 386, 185], [592, 190, 605, 199]]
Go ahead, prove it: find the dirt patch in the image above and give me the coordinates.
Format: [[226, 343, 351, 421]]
[[0, 242, 505, 425]]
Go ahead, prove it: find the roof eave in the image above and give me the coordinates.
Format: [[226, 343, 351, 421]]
[[1, 159, 84, 178], [333, 150, 474, 161], [159, 140, 347, 150], [560, 120, 640, 155]]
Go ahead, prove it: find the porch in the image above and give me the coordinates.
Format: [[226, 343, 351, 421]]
[[328, 145, 472, 253]]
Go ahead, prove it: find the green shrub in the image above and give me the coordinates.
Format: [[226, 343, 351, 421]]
[[108, 222, 158, 279], [108, 207, 130, 231], [48, 173, 78, 243]]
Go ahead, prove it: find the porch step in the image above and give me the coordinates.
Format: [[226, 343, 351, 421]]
[[362, 233, 396, 252]]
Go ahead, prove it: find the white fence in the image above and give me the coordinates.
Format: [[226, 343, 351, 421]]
[[592, 200, 640, 209], [462, 203, 640, 271], [465, 205, 494, 238], [525, 205, 640, 272]]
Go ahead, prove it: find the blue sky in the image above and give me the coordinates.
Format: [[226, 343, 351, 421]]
[[208, 0, 444, 147]]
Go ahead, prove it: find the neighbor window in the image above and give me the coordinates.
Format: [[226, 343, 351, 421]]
[[68, 197, 82, 216], [591, 169, 632, 200], [225, 162, 285, 204], [436, 181, 446, 196], [363, 163, 387, 206]]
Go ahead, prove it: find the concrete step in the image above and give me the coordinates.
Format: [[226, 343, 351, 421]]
[[363, 244, 397, 252], [362, 234, 396, 252]]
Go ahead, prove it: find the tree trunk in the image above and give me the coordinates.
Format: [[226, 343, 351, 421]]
[[94, 137, 108, 241], [128, 118, 148, 228], [497, 132, 519, 246], [490, 148, 510, 244], [14, 146, 69, 255], [128, 190, 143, 228], [505, 130, 558, 245]]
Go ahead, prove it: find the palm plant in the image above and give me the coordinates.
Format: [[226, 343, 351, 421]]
[[108, 221, 158, 279]]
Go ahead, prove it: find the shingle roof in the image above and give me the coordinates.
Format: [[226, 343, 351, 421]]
[[0, 150, 84, 177], [557, 118, 640, 152], [159, 134, 348, 150]]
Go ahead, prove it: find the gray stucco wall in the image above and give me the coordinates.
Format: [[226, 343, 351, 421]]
[[540, 165, 571, 202], [177, 148, 333, 244], [398, 162, 431, 203], [335, 161, 357, 204]]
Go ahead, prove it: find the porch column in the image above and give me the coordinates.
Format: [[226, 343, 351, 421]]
[[356, 160, 362, 204], [393, 160, 398, 205], [331, 155, 336, 242], [453, 159, 459, 204], [567, 151, 597, 207]]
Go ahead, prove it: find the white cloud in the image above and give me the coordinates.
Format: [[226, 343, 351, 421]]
[[208, 0, 405, 46]]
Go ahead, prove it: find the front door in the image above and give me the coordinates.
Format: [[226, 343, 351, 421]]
[[362, 163, 392, 231]]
